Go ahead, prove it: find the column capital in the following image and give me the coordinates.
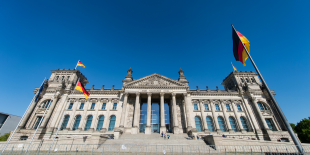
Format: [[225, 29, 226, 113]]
[[124, 92, 129, 97], [219, 99, 224, 103], [171, 93, 176, 96], [136, 92, 140, 96], [108, 98, 112, 102], [198, 99, 203, 103], [147, 92, 152, 97], [182, 93, 187, 97], [160, 92, 165, 97]]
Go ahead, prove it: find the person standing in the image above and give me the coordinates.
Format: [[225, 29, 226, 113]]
[[164, 133, 166, 140], [161, 131, 163, 137]]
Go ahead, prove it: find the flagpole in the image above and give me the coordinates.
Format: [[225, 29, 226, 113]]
[[47, 78, 80, 154], [231, 24, 304, 154], [0, 78, 46, 154], [75, 60, 80, 70], [25, 88, 59, 154]]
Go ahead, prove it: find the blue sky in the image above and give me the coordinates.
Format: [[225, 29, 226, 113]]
[[0, 0, 309, 124]]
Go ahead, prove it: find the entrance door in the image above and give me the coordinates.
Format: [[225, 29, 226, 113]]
[[139, 103, 147, 133], [151, 103, 160, 133]]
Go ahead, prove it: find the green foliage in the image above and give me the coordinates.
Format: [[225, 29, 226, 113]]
[[295, 117, 310, 143], [290, 123, 296, 133], [0, 133, 10, 141]]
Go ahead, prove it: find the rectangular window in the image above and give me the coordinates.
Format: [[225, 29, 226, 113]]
[[68, 103, 74, 109], [204, 104, 209, 110], [226, 104, 231, 111], [33, 116, 43, 129], [215, 104, 220, 111], [79, 103, 84, 109], [194, 104, 198, 110], [265, 118, 277, 131], [90, 103, 95, 109], [20, 136, 28, 141], [113, 103, 117, 110], [102, 103, 106, 110], [237, 104, 242, 111]]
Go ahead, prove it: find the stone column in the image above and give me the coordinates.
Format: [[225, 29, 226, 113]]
[[242, 98, 261, 133], [40, 93, 60, 128], [183, 93, 192, 132], [210, 100, 221, 132], [48, 94, 69, 131], [220, 100, 232, 133], [199, 100, 209, 133], [119, 93, 129, 128], [251, 97, 270, 131], [90, 99, 99, 131], [231, 101, 244, 132], [19, 97, 41, 129], [132, 92, 140, 134], [171, 93, 179, 134], [145, 93, 152, 134], [160, 93, 166, 133]]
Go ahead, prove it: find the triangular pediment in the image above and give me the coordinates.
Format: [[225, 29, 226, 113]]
[[124, 73, 188, 88]]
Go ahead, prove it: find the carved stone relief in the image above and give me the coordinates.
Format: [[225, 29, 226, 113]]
[[132, 76, 180, 87]]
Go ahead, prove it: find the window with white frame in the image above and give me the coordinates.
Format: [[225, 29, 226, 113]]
[[265, 118, 277, 131], [226, 104, 231, 111], [102, 103, 106, 110], [68, 103, 74, 109], [215, 104, 220, 111], [112, 103, 117, 110], [194, 104, 198, 110], [257, 102, 267, 111], [79, 103, 84, 109], [204, 104, 209, 110], [90, 103, 96, 109], [236, 104, 242, 111]]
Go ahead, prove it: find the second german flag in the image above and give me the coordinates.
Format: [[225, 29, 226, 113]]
[[75, 82, 90, 99]]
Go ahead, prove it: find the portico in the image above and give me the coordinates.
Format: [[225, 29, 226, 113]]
[[120, 92, 188, 134]]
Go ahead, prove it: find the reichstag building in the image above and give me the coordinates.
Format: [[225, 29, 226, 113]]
[[11, 68, 293, 145]]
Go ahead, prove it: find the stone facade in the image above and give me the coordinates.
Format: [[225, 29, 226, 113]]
[[10, 68, 292, 144]]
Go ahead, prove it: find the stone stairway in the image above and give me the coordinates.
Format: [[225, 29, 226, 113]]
[[97, 133, 217, 154], [104, 133, 207, 145]]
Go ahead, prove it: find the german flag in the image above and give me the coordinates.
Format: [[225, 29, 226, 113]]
[[77, 61, 85, 68], [233, 28, 250, 66], [75, 82, 90, 99]]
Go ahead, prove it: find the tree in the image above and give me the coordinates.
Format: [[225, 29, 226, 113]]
[[295, 117, 310, 143], [0, 133, 10, 141], [290, 123, 296, 133]]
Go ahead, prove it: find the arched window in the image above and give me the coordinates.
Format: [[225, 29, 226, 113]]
[[41, 100, 51, 109], [195, 116, 202, 132], [240, 78, 244, 83], [240, 117, 249, 131], [61, 76, 65, 81], [229, 117, 237, 132], [206, 116, 214, 132], [72, 115, 81, 130], [60, 115, 70, 130], [257, 102, 267, 111], [251, 78, 256, 83], [217, 116, 226, 132], [246, 78, 250, 83], [108, 116, 116, 131], [84, 115, 93, 131], [55, 76, 59, 80], [96, 115, 105, 131]]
